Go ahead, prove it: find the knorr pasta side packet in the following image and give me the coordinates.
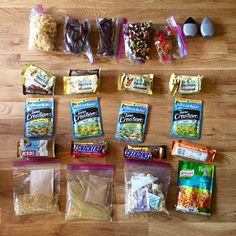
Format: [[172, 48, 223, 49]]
[[70, 97, 102, 139], [176, 160, 214, 215], [24, 98, 54, 138], [170, 98, 203, 140], [115, 101, 148, 143]]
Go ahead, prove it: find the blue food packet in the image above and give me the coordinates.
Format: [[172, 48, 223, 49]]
[[70, 97, 102, 139], [24, 98, 54, 138], [115, 101, 148, 142], [170, 98, 203, 140]]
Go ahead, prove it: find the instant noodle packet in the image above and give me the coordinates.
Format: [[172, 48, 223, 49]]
[[169, 73, 203, 96], [22, 65, 56, 95], [176, 160, 214, 215], [115, 101, 148, 143], [124, 145, 166, 162], [172, 140, 216, 163], [71, 140, 108, 158], [70, 97, 102, 139], [170, 98, 203, 140], [24, 98, 54, 139], [17, 138, 55, 158], [118, 73, 153, 95]]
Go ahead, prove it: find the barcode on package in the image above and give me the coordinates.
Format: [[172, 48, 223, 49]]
[[176, 147, 208, 161]]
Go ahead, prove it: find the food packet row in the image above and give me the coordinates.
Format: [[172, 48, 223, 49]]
[[28, 5, 127, 63], [28, 6, 187, 63], [12, 160, 114, 220]]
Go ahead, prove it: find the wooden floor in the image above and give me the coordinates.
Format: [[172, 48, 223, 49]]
[[0, 0, 236, 235]]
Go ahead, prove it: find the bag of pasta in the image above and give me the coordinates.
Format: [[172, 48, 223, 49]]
[[28, 5, 57, 51], [124, 159, 171, 215], [13, 158, 60, 216], [65, 163, 114, 221]]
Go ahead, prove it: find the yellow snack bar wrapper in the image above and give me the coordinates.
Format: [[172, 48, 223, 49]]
[[118, 73, 153, 95], [64, 74, 99, 95], [169, 73, 203, 96]]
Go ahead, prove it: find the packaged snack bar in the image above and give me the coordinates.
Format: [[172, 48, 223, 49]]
[[70, 97, 102, 139], [172, 140, 216, 163], [124, 21, 152, 63], [169, 73, 203, 96], [24, 98, 54, 139], [96, 18, 115, 56], [170, 98, 203, 140], [176, 160, 214, 215], [22, 64, 56, 95], [124, 145, 166, 162], [124, 159, 171, 215], [115, 101, 148, 143], [65, 163, 114, 221], [64, 74, 99, 95], [17, 138, 55, 158], [71, 140, 108, 158], [13, 158, 60, 216], [64, 16, 93, 64], [155, 16, 187, 63], [118, 73, 153, 95], [28, 5, 57, 51]]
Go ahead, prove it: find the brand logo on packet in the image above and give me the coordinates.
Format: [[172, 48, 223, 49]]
[[180, 169, 194, 177], [124, 149, 152, 159], [74, 144, 102, 153]]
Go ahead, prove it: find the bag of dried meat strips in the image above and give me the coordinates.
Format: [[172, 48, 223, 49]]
[[24, 98, 54, 139], [176, 160, 214, 215], [115, 101, 148, 143]]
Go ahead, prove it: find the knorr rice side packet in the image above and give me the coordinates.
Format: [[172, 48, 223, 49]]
[[176, 160, 214, 215], [170, 98, 203, 140], [115, 101, 148, 143], [24, 98, 54, 139], [70, 97, 102, 139]]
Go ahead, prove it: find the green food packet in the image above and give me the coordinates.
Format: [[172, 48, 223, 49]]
[[176, 160, 214, 215], [70, 97, 102, 139], [170, 98, 203, 140]]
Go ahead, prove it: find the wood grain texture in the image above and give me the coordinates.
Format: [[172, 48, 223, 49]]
[[0, 0, 236, 235]]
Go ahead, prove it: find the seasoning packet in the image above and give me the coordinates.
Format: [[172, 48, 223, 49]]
[[170, 98, 203, 140], [22, 64, 56, 95], [115, 101, 148, 143], [124, 21, 152, 63], [24, 98, 54, 139], [64, 16, 93, 64], [17, 138, 55, 158], [65, 163, 114, 221], [124, 160, 171, 215], [70, 97, 102, 139], [124, 145, 166, 162], [169, 73, 203, 96], [28, 5, 57, 51], [172, 140, 216, 163], [176, 160, 214, 215], [154, 16, 187, 63], [71, 140, 108, 158], [118, 73, 153, 95], [13, 158, 60, 216]]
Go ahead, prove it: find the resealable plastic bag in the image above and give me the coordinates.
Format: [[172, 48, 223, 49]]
[[124, 159, 171, 215], [65, 163, 114, 221], [12, 158, 60, 216]]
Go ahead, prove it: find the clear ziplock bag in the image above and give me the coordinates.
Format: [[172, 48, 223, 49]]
[[154, 16, 187, 63], [64, 16, 93, 64], [28, 5, 57, 51], [65, 163, 114, 221], [12, 158, 60, 216], [124, 159, 171, 215]]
